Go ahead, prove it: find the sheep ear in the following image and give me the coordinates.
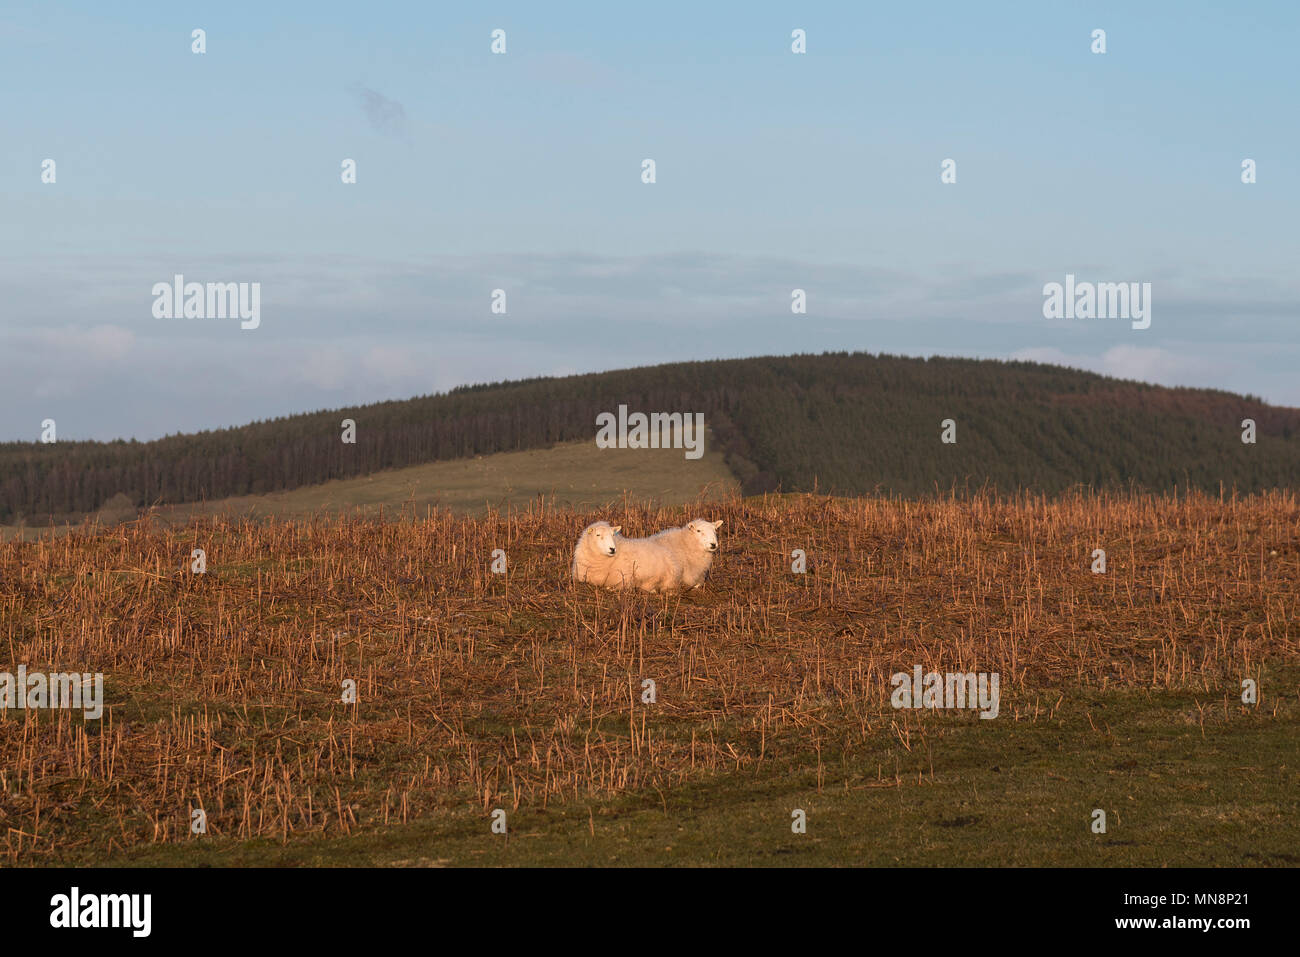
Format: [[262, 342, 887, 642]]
[[612, 525, 622, 533], [712, 520, 723, 529]]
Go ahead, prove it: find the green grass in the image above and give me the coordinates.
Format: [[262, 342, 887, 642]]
[[1, 437, 738, 540], [54, 677, 1298, 867]]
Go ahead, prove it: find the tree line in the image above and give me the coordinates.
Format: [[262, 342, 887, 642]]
[[2, 352, 1297, 522]]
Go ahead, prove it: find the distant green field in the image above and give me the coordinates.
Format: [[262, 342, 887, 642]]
[[1, 437, 738, 539]]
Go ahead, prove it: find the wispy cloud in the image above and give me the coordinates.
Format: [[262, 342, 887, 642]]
[[1010, 345, 1228, 390], [351, 84, 407, 137], [4, 251, 1299, 440]]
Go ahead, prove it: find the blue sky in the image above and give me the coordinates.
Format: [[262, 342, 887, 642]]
[[2, 1, 1297, 440]]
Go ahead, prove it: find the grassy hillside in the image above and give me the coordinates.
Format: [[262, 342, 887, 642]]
[[146, 436, 737, 521], [3, 352, 1298, 522], [0, 438, 737, 541]]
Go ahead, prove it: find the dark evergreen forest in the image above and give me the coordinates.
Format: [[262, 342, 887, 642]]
[[3, 352, 1296, 522]]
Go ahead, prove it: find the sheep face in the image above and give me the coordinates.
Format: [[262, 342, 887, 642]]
[[586, 523, 621, 557], [685, 519, 723, 553]]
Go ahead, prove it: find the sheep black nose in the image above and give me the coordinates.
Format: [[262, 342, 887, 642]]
[[708, 543, 717, 551], [607, 547, 616, 555]]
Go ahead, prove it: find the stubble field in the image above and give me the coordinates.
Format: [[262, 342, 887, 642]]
[[1, 490, 1296, 866]]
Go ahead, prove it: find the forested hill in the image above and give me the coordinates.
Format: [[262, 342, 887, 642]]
[[3, 352, 1298, 521]]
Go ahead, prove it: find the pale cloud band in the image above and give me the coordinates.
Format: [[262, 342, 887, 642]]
[[1, 251, 1295, 441]]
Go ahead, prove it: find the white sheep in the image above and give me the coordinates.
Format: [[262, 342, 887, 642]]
[[572, 520, 620, 584], [571, 521, 684, 593], [649, 518, 723, 589]]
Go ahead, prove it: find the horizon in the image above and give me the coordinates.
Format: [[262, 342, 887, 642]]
[[4, 0, 1297, 441], [1, 349, 1294, 446]]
